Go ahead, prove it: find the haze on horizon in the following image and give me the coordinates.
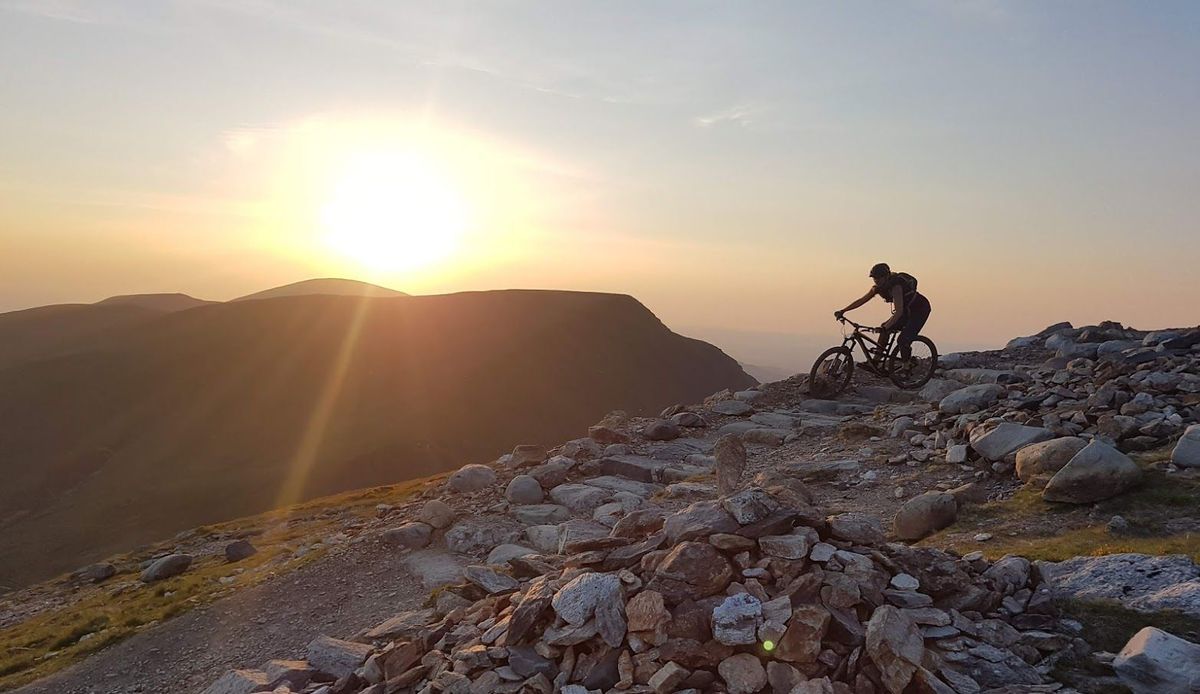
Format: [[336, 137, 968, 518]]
[[2, 1, 1198, 369]]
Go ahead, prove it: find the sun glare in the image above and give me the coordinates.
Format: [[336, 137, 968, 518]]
[[320, 151, 468, 272]]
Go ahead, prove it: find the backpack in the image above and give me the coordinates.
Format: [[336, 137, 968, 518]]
[[882, 272, 919, 305]]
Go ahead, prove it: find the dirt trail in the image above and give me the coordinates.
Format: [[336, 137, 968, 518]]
[[12, 541, 426, 694]]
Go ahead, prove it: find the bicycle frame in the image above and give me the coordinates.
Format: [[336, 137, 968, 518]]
[[840, 320, 895, 370]]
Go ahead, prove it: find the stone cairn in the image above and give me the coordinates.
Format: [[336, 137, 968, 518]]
[[205, 486, 1084, 694]]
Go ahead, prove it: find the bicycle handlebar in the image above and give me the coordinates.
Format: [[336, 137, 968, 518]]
[[837, 316, 881, 333]]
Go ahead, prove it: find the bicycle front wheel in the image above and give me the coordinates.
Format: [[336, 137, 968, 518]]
[[887, 336, 938, 389], [809, 346, 855, 397]]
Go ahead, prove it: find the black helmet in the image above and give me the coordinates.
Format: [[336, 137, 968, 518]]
[[869, 263, 890, 279]]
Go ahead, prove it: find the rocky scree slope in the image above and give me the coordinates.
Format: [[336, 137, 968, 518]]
[[187, 321, 1200, 694], [7, 319, 1199, 693]]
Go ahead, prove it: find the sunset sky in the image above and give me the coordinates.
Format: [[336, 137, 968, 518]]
[[2, 1, 1197, 367]]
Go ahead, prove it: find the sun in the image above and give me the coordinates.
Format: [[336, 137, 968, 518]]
[[319, 151, 468, 272]]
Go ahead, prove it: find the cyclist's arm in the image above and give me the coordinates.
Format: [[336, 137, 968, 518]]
[[882, 285, 905, 329], [838, 287, 876, 314]]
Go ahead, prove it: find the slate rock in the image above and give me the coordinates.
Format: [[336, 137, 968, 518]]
[[305, 635, 372, 679], [448, 464, 497, 493], [1015, 437, 1088, 489], [1042, 440, 1143, 504], [969, 423, 1054, 461], [1112, 626, 1200, 693], [893, 492, 958, 541], [224, 540, 257, 563], [140, 554, 193, 582]]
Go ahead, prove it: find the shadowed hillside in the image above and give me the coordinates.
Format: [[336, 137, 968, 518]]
[[0, 289, 753, 589]]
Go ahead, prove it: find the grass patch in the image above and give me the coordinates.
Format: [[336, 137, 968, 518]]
[[923, 460, 1200, 563], [0, 474, 435, 690], [1060, 598, 1200, 652]]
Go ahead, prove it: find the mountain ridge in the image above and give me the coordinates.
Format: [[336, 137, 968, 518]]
[[0, 288, 753, 589]]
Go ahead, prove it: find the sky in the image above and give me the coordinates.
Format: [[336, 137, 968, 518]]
[[2, 1, 1198, 369]]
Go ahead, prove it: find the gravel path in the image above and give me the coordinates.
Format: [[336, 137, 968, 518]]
[[12, 540, 425, 694]]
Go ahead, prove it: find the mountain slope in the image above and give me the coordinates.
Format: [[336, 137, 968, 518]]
[[0, 289, 753, 588], [96, 293, 214, 312], [233, 278, 406, 302]]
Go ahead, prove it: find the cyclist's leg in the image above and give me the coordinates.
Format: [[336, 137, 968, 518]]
[[898, 298, 931, 360]]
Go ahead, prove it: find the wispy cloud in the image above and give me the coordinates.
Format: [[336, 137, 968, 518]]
[[0, 0, 102, 23], [694, 104, 761, 129]]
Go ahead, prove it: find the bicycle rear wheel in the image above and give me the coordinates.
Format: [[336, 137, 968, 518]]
[[809, 346, 855, 397], [887, 336, 938, 389]]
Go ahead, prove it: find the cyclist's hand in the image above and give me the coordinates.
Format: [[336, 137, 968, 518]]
[[833, 310, 844, 321]]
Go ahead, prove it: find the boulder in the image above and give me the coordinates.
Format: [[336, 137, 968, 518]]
[[552, 572, 622, 626], [643, 420, 681, 441], [1015, 437, 1087, 488], [892, 492, 958, 541], [305, 635, 372, 679], [721, 488, 780, 525], [529, 457, 573, 488], [447, 464, 497, 493], [202, 670, 270, 694], [663, 500, 738, 543], [712, 400, 754, 416], [403, 550, 464, 589], [919, 379, 966, 402], [1112, 626, 1200, 693], [1038, 553, 1200, 618], [78, 562, 117, 583], [945, 445, 969, 464], [381, 522, 433, 550], [1171, 424, 1200, 468], [776, 604, 830, 663], [511, 504, 571, 525], [645, 541, 734, 602], [486, 543, 535, 566], [827, 512, 885, 545], [463, 565, 519, 594], [444, 515, 523, 555], [224, 540, 257, 563], [588, 425, 630, 444], [718, 653, 767, 694], [509, 444, 547, 467], [711, 593, 762, 646], [938, 384, 1006, 415], [419, 499, 455, 528], [1042, 440, 1143, 504], [713, 434, 747, 495], [140, 554, 192, 582], [505, 475, 545, 505], [865, 605, 924, 694], [969, 424, 1054, 461], [548, 483, 610, 512], [758, 527, 819, 560]]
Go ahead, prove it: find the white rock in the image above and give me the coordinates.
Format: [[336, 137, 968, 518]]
[[1171, 424, 1200, 468], [1112, 626, 1200, 693]]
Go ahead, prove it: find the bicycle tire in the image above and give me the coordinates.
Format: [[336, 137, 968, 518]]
[[809, 346, 855, 397], [887, 336, 938, 389]]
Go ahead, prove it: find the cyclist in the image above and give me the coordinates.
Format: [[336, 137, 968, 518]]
[[834, 263, 931, 364]]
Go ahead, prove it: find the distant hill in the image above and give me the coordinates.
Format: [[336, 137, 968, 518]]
[[96, 293, 214, 312], [233, 278, 406, 302], [0, 303, 164, 370], [0, 289, 753, 589]]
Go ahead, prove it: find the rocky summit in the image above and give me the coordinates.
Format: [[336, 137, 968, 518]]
[[181, 321, 1199, 693], [7, 320, 1200, 694], [203, 484, 1074, 694]]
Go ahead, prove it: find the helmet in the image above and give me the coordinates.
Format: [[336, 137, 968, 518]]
[[869, 263, 890, 279]]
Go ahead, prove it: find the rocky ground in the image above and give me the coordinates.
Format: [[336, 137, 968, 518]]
[[3, 320, 1199, 693]]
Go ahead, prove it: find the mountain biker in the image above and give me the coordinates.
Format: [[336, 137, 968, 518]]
[[834, 263, 931, 363]]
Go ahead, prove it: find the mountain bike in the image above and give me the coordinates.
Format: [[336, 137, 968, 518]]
[[808, 317, 938, 397]]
